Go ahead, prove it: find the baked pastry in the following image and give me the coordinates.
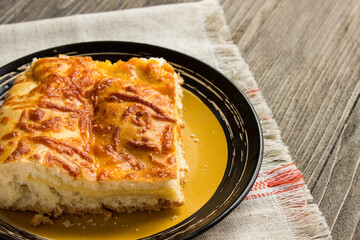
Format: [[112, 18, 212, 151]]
[[0, 56, 187, 215]]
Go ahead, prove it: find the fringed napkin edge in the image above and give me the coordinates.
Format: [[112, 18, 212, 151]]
[[198, 0, 332, 239]]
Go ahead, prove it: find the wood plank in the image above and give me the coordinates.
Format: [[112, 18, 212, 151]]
[[228, 0, 360, 239], [352, 220, 360, 240], [0, 0, 190, 24], [331, 161, 360, 240], [312, 98, 360, 239]]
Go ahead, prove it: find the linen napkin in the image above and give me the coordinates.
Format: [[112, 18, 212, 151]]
[[0, 0, 331, 239]]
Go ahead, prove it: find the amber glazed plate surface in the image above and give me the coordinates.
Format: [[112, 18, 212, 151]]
[[0, 42, 262, 240]]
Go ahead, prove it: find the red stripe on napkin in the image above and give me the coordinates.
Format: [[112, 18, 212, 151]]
[[245, 163, 305, 200]]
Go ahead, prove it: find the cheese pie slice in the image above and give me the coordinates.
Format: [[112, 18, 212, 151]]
[[0, 56, 187, 215]]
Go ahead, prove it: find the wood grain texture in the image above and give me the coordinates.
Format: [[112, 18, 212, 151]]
[[223, 1, 360, 239], [1, 0, 359, 239]]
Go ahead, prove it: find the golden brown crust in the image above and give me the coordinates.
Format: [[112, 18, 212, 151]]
[[0, 56, 183, 183]]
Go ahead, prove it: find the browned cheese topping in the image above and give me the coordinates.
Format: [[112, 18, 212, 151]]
[[0, 56, 182, 182]]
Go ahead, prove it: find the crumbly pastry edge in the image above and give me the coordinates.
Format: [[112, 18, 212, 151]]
[[0, 57, 188, 222]]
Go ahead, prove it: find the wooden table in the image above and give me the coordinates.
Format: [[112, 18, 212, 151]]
[[1, 1, 359, 239]]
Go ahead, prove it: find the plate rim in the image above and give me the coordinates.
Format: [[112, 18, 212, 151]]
[[0, 41, 263, 240]]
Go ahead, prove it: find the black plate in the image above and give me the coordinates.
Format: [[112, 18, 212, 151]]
[[0, 41, 263, 240]]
